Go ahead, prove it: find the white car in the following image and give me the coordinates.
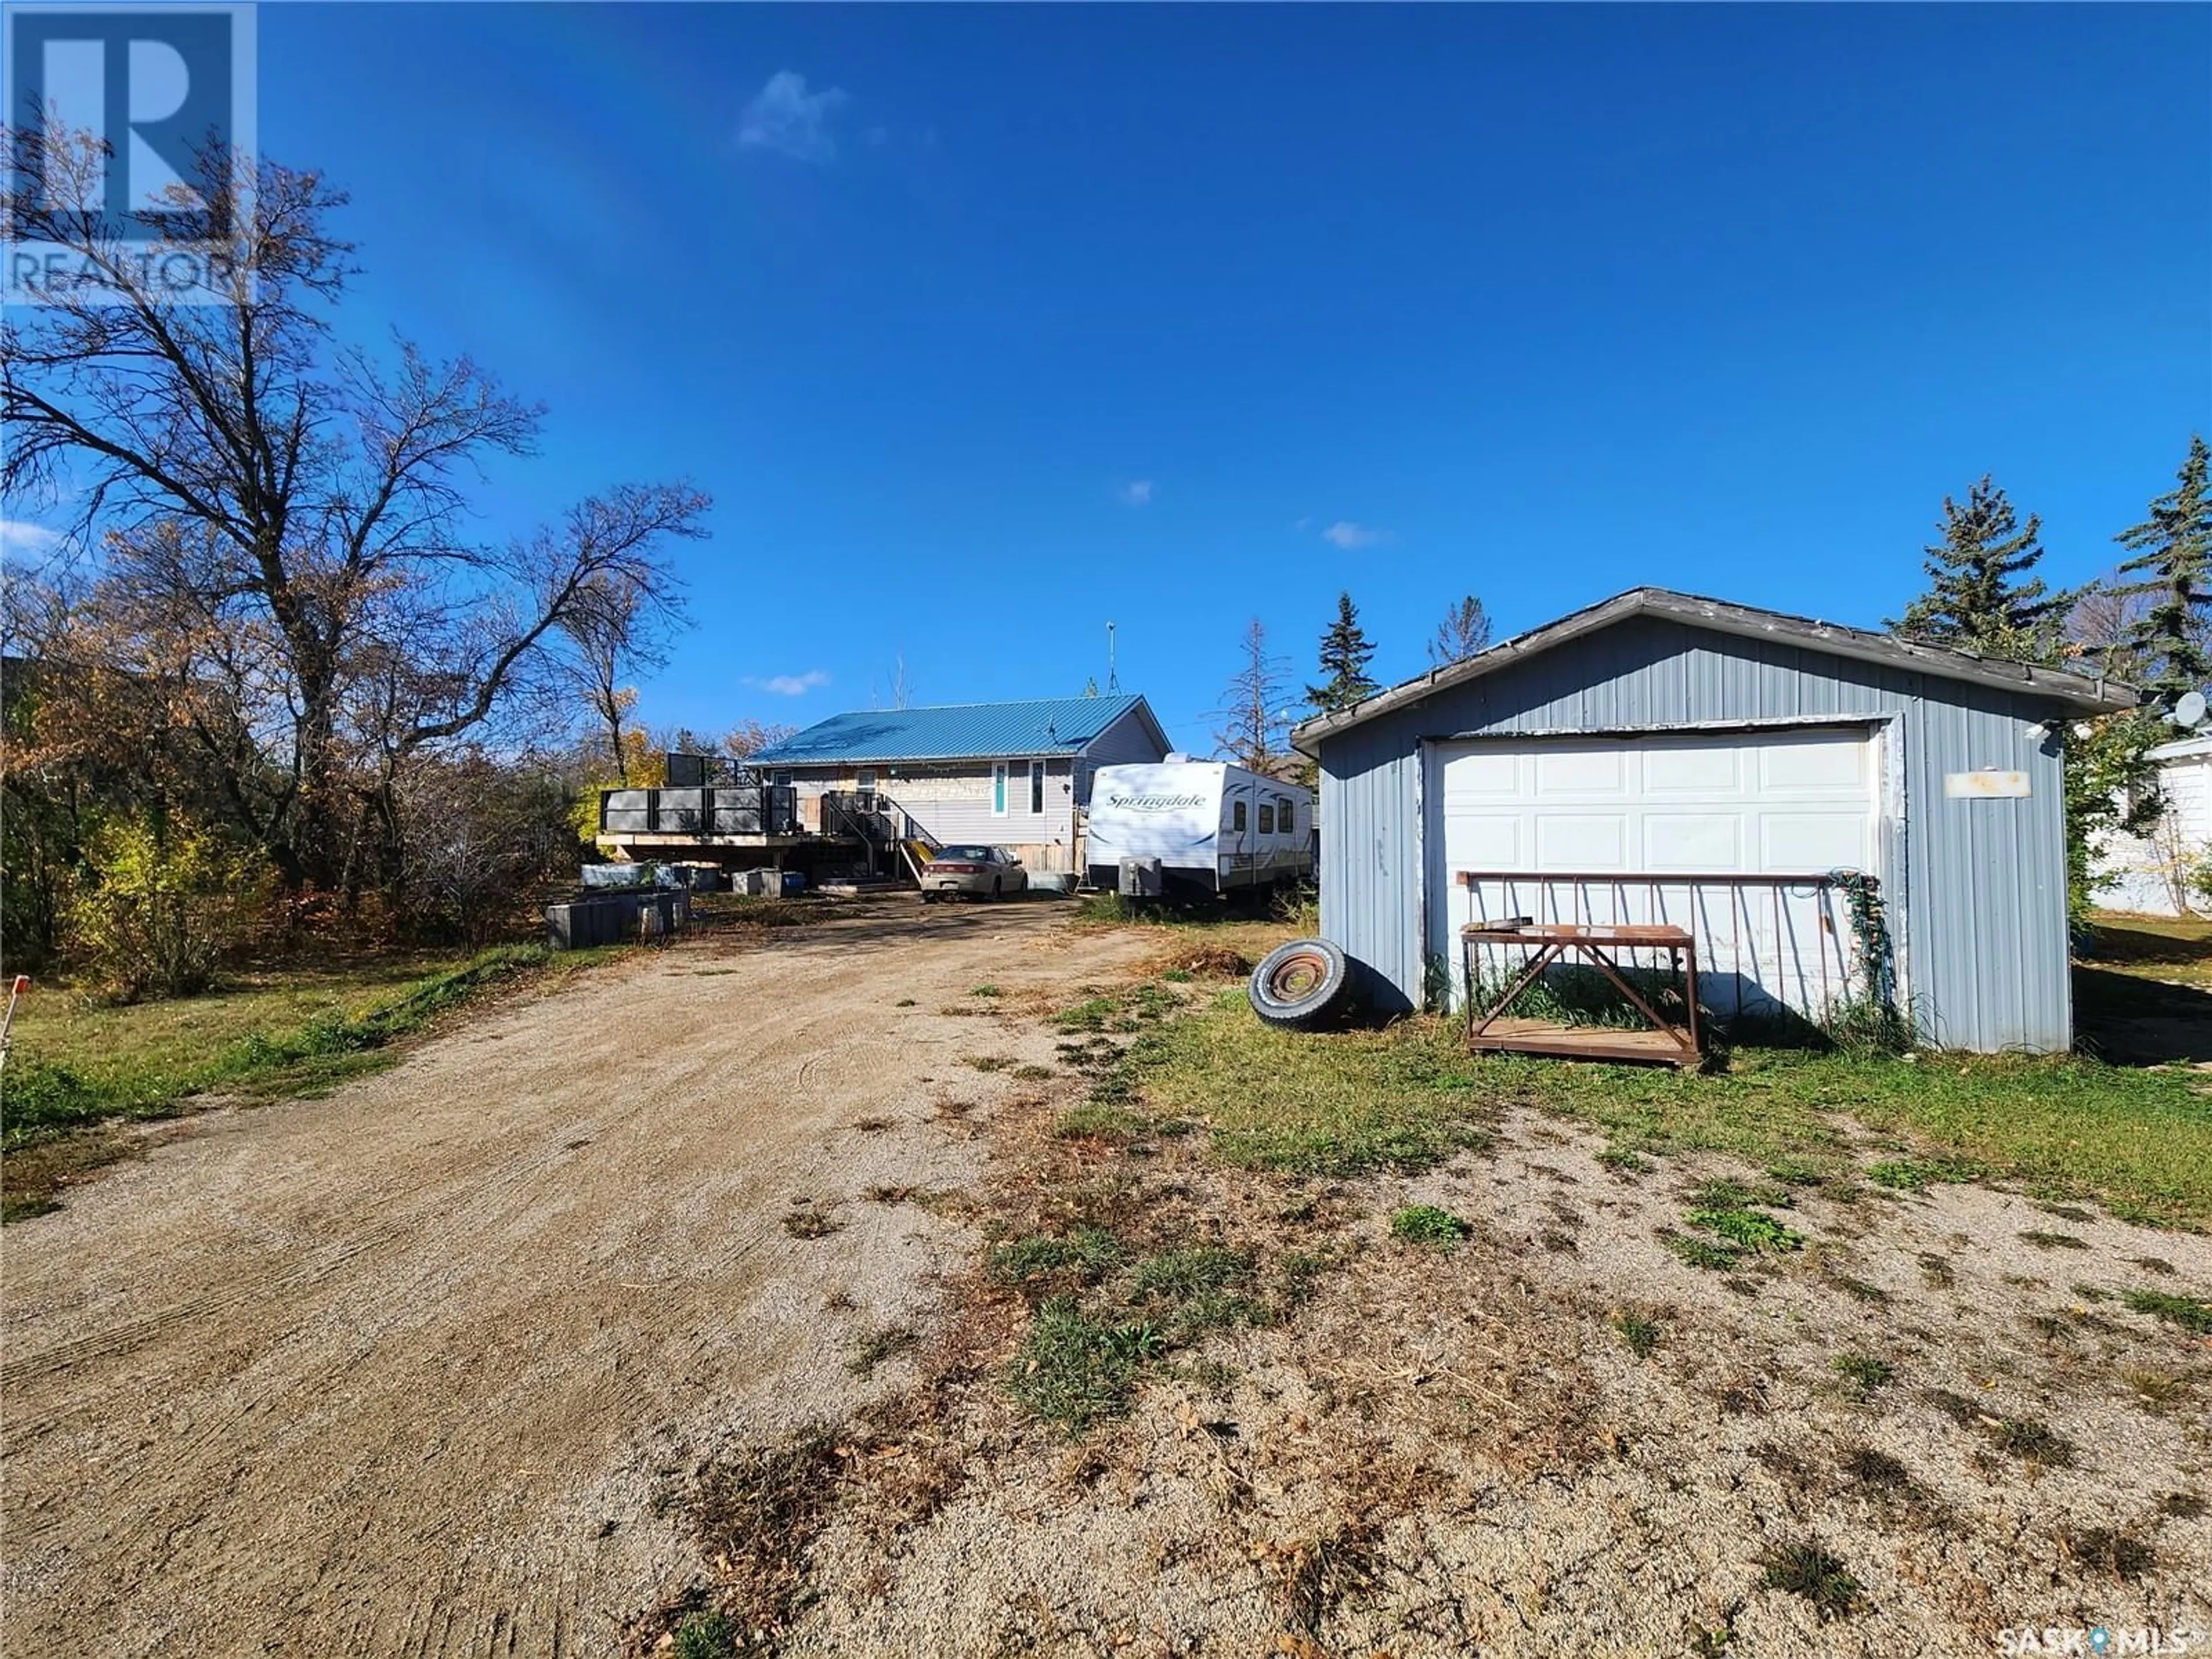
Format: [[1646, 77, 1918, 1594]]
[[920, 845, 1029, 902]]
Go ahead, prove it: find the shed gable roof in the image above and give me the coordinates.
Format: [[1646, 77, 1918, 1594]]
[[751, 695, 1164, 766], [1293, 588, 2135, 753]]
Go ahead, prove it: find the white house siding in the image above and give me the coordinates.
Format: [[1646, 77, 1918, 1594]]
[[1073, 706, 1176, 804], [888, 760, 1080, 868], [1315, 613, 2076, 1054], [2093, 744, 2211, 916], [776, 760, 1081, 869]]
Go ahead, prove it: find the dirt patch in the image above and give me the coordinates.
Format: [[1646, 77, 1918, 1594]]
[[1, 899, 1153, 1657], [661, 1017, 2212, 1657]]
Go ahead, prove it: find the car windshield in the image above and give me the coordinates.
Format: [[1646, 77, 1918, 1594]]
[[936, 846, 995, 862]]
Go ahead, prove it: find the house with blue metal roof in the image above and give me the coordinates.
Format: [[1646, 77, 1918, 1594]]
[[748, 695, 1172, 872]]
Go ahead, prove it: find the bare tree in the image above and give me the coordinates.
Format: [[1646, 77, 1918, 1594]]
[[559, 570, 687, 783], [1428, 594, 1492, 668], [2066, 578, 2158, 681], [1211, 618, 1291, 769], [721, 720, 797, 760], [2, 124, 709, 891]]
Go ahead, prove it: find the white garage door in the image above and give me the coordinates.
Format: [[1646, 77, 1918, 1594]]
[[1430, 726, 1881, 1018]]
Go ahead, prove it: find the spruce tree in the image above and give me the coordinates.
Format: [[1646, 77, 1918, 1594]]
[[1889, 477, 2068, 661], [2113, 434, 2212, 710], [1306, 592, 1379, 713]]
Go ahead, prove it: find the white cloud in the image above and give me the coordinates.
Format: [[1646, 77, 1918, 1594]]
[[1119, 480, 1154, 507], [1321, 520, 1392, 550], [0, 519, 63, 562], [738, 71, 850, 164], [752, 669, 831, 697]]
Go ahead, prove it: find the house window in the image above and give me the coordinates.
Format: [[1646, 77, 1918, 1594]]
[[772, 770, 793, 789], [992, 763, 1008, 816], [1258, 804, 1276, 834], [1030, 760, 1045, 815], [1232, 800, 1247, 832], [856, 767, 876, 790]]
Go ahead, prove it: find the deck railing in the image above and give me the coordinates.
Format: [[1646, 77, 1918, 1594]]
[[819, 791, 941, 853], [599, 785, 799, 837], [1453, 869, 1882, 1030]]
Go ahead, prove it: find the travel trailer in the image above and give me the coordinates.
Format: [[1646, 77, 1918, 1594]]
[[1083, 759, 1314, 897]]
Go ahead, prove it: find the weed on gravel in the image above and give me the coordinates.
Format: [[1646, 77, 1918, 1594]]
[[1760, 1541, 1863, 1622], [1389, 1204, 1472, 1249]]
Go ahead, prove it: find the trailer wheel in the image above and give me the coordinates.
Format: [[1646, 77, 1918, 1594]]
[[1248, 938, 1354, 1030]]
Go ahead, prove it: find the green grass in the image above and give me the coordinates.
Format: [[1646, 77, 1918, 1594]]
[[1006, 1296, 1162, 1435], [1103, 993, 2211, 1225], [2081, 914, 2212, 991], [3, 944, 626, 1221], [1127, 1246, 1268, 1340], [1759, 1541, 1863, 1622], [1683, 1179, 1805, 1256], [1866, 1157, 1983, 1191], [1115, 1004, 1493, 1176], [1610, 1306, 1662, 1358], [1389, 1204, 1472, 1249], [1831, 1351, 1894, 1397], [989, 1227, 1124, 1285], [4, 944, 613, 1149], [2124, 1289, 2212, 1334], [672, 1611, 737, 1659]]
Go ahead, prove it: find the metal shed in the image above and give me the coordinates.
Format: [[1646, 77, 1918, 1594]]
[[1292, 588, 2135, 1054]]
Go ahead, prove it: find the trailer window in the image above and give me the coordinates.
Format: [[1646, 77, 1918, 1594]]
[[1232, 800, 1247, 832], [1277, 799, 1295, 834], [1258, 804, 1275, 834]]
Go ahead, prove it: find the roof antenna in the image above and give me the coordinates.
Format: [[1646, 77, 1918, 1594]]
[[1106, 620, 1120, 695]]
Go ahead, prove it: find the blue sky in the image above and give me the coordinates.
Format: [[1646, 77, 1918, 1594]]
[[257, 3, 2209, 749]]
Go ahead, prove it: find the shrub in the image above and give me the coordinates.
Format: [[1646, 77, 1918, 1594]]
[[66, 809, 269, 999]]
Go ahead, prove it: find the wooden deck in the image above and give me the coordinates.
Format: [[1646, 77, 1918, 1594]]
[[1466, 1017, 1699, 1067]]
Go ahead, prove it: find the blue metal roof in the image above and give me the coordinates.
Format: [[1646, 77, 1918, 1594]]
[[750, 695, 1156, 766]]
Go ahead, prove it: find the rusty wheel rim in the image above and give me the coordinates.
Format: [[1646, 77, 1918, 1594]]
[[1265, 948, 1330, 1003]]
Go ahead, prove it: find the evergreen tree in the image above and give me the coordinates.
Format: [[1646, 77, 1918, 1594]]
[[1889, 477, 2069, 661], [2113, 434, 2212, 710], [1306, 592, 1379, 713], [1428, 594, 1492, 668]]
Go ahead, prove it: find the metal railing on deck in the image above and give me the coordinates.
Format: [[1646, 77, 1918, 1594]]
[[1453, 869, 1880, 1029], [819, 791, 941, 853], [599, 785, 798, 837]]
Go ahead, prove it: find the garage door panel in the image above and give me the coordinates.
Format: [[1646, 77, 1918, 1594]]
[[1434, 727, 1878, 1018], [1759, 813, 1868, 871], [1445, 749, 1521, 798], [1644, 744, 1742, 794], [1759, 736, 1866, 793], [1643, 813, 1741, 869], [1536, 813, 1626, 868], [1453, 816, 1522, 866], [1535, 747, 1626, 796]]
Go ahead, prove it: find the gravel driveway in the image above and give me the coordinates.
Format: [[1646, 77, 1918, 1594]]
[[2, 900, 1143, 1658]]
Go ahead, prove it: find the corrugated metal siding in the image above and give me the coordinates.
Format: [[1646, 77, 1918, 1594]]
[[1317, 615, 2074, 1052]]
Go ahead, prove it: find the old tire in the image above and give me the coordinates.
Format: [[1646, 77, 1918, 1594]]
[[1249, 938, 1353, 1029]]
